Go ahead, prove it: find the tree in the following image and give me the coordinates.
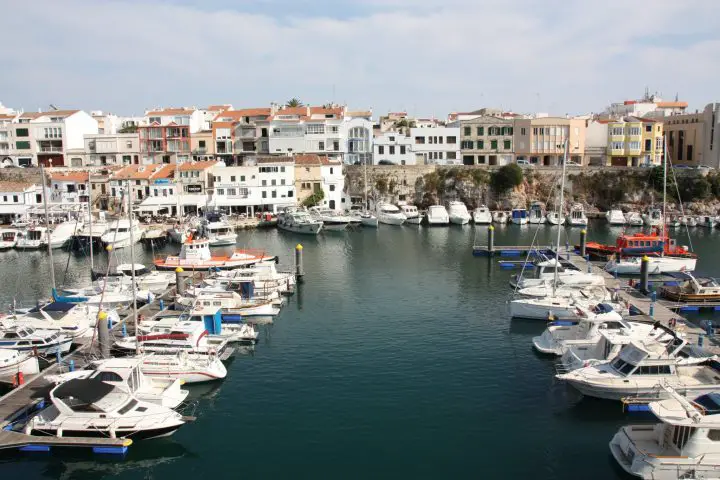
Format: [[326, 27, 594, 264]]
[[118, 124, 138, 133], [491, 164, 523, 193], [301, 189, 324, 207], [285, 98, 303, 108]]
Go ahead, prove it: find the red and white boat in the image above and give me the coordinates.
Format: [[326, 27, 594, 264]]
[[154, 233, 276, 271]]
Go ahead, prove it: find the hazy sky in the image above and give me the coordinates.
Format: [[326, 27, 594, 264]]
[[2, 0, 719, 118]]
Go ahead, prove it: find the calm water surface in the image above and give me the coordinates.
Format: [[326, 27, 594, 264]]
[[1, 221, 720, 479]]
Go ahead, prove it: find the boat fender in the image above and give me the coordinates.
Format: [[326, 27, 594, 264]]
[[209, 348, 216, 357]]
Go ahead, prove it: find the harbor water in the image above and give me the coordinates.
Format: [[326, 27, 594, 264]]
[[1, 221, 720, 479]]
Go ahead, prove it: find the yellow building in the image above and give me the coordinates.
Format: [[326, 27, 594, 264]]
[[606, 117, 663, 167]]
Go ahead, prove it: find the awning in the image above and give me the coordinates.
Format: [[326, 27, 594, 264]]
[[0, 204, 31, 215], [179, 194, 206, 207]]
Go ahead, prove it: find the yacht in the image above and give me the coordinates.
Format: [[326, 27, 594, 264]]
[[492, 211, 509, 224], [185, 291, 280, 318], [472, 206, 492, 224], [568, 203, 588, 226], [0, 326, 72, 355], [49, 220, 82, 249], [510, 258, 604, 289], [511, 208, 528, 225], [643, 207, 664, 227], [155, 235, 277, 270], [141, 309, 259, 344], [97, 263, 173, 294], [309, 207, 355, 231], [610, 388, 720, 479], [447, 201, 471, 225], [605, 255, 697, 275], [277, 209, 323, 235], [400, 205, 422, 225], [20, 378, 189, 440], [426, 205, 449, 225], [212, 262, 296, 294], [605, 209, 626, 225], [75, 213, 109, 245], [203, 214, 237, 246], [376, 203, 406, 225], [546, 211, 565, 225], [2, 305, 94, 340], [0, 228, 21, 249], [15, 226, 47, 249], [528, 202, 546, 224], [47, 357, 189, 409], [556, 331, 718, 401], [100, 219, 144, 249], [625, 211, 644, 226], [0, 349, 40, 378], [139, 351, 227, 384]]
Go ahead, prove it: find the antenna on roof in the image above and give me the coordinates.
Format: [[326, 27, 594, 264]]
[[49, 104, 59, 111]]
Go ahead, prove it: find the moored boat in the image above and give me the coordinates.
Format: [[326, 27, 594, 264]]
[[660, 272, 720, 302], [154, 234, 276, 271], [472, 205, 492, 224]]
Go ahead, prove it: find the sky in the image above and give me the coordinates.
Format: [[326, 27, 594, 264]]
[[1, 0, 719, 118]]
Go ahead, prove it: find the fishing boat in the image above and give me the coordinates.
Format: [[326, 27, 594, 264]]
[[510, 208, 528, 225], [605, 209, 626, 225], [426, 205, 449, 225], [154, 234, 276, 271], [528, 202, 546, 224], [660, 273, 720, 302], [447, 201, 471, 225], [0, 228, 20, 249], [568, 203, 588, 227], [643, 207, 663, 226], [492, 210, 509, 224], [546, 211, 565, 225], [625, 211, 644, 226], [277, 208, 323, 235], [472, 206, 492, 224]]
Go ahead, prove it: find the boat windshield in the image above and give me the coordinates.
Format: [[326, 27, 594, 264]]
[[611, 357, 636, 376], [693, 393, 720, 414]]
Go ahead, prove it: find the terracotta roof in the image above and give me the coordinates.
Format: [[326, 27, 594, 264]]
[[292, 154, 340, 166], [656, 101, 688, 108], [0, 114, 17, 120], [347, 110, 372, 117], [50, 171, 89, 183], [146, 108, 195, 116], [255, 156, 293, 164], [0, 181, 34, 192], [213, 108, 271, 121], [20, 110, 79, 120], [177, 160, 219, 171], [112, 163, 175, 181], [207, 104, 232, 111]]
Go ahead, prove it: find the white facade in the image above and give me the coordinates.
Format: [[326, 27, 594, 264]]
[[144, 108, 206, 133], [0, 183, 44, 221], [320, 163, 344, 211], [373, 132, 414, 165], [84, 133, 141, 166], [209, 159, 295, 214], [410, 127, 461, 165]]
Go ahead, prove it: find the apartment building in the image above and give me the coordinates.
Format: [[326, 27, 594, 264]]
[[212, 108, 272, 165], [208, 156, 295, 214], [83, 133, 141, 166], [605, 117, 663, 167], [664, 103, 720, 167], [138, 108, 207, 164], [605, 92, 688, 119], [584, 120, 609, 166], [459, 115, 514, 166], [294, 154, 344, 210], [0, 113, 18, 166], [514, 117, 586, 165], [0, 182, 45, 223], [109, 163, 176, 210], [410, 126, 460, 165], [373, 132, 414, 165], [49, 171, 90, 204], [190, 130, 215, 161]]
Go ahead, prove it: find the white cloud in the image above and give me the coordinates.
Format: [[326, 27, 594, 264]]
[[0, 0, 718, 117]]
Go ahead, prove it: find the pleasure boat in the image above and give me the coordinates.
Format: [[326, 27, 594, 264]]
[[95, 263, 173, 293], [141, 308, 259, 344], [182, 291, 280, 318], [0, 349, 40, 378], [359, 212, 378, 228], [309, 207, 355, 231], [610, 388, 720, 479], [492, 211, 509, 224], [100, 219, 144, 249], [510, 258, 605, 289], [47, 356, 189, 409], [666, 215, 681, 228], [568, 203, 588, 227], [660, 273, 720, 302], [114, 320, 229, 357], [528, 202, 546, 224], [680, 215, 697, 227], [15, 226, 47, 249], [510, 208, 528, 225], [49, 220, 82, 249], [376, 203, 406, 225], [202, 213, 237, 246], [517, 283, 609, 300], [447, 201, 471, 225], [472, 206, 492, 224], [426, 205, 449, 225], [20, 378, 189, 440], [605, 209, 626, 225], [154, 235, 277, 271], [212, 262, 296, 294], [75, 213, 109, 245], [0, 229, 20, 249], [0, 326, 72, 355], [138, 351, 227, 383], [625, 211, 644, 226], [546, 211, 565, 225], [510, 295, 625, 321], [52, 284, 154, 308], [400, 205, 422, 225], [698, 215, 716, 229], [605, 255, 697, 275], [277, 209, 323, 235], [2, 303, 95, 340], [556, 329, 719, 401], [643, 208, 664, 227]]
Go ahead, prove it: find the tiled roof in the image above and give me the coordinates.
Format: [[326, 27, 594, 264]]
[[293, 154, 340, 166], [0, 114, 17, 120], [207, 104, 232, 111], [50, 171, 89, 182], [178, 160, 219, 171], [656, 101, 688, 108], [113, 163, 175, 180], [146, 108, 195, 116], [255, 156, 293, 164], [0, 181, 34, 192], [20, 110, 79, 119], [213, 108, 271, 122]]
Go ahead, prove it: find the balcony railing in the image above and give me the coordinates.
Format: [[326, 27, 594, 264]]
[[40, 146, 63, 153]]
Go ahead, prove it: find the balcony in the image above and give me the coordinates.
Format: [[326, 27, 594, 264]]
[[40, 146, 64, 153], [216, 141, 233, 155]]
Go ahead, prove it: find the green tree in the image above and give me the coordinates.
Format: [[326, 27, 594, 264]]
[[285, 98, 303, 108], [491, 164, 523, 193], [301, 189, 324, 207], [118, 124, 138, 133]]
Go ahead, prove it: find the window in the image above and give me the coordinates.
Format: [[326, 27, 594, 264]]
[[199, 140, 206, 148], [389, 146, 395, 155], [446, 152, 456, 160], [16, 128, 28, 137], [281, 179, 286, 185], [262, 180, 267, 186], [504, 140, 512, 150], [461, 140, 473, 149], [709, 430, 720, 441], [477, 140, 484, 149], [153, 189, 158, 196], [333, 141, 339, 151], [227, 188, 236, 196], [491, 140, 498, 150], [476, 126, 484, 136], [12, 195, 18, 203], [415, 136, 425, 144], [15, 141, 30, 150], [262, 191, 267, 198], [217, 189, 224, 195], [438, 137, 444, 144], [281, 166, 285, 172], [612, 141, 624, 150], [533, 127, 538, 135], [135, 180, 141, 185], [240, 175, 245, 182], [306, 124, 325, 134], [319, 141, 324, 151], [672, 426, 695, 450], [611, 127, 624, 136], [330, 167, 334, 174], [378, 146, 384, 155], [464, 126, 471, 136], [629, 141, 641, 151], [628, 127, 641, 136], [446, 136, 456, 144], [329, 185, 335, 191], [644, 139, 652, 151], [400, 146, 406, 154], [288, 190, 294, 198], [521, 128, 526, 135]]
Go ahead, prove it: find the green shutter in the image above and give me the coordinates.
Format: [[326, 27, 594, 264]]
[[478, 126, 484, 136], [491, 140, 498, 150], [478, 140, 484, 149], [504, 140, 511, 150], [509, 127, 514, 135], [16, 128, 29, 137], [16, 141, 31, 150]]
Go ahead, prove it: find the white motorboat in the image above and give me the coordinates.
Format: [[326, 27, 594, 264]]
[[556, 331, 718, 401], [605, 209, 626, 225], [0, 228, 20, 249], [400, 205, 422, 225], [359, 212, 378, 228], [101, 219, 144, 249], [15, 226, 47, 249], [697, 215, 716, 229], [510, 294, 625, 321], [426, 205, 449, 225], [309, 207, 355, 231], [492, 211, 509, 224], [47, 356, 189, 409], [2, 305, 93, 340], [610, 388, 720, 479], [0, 326, 72, 355], [75, 213, 109, 244], [568, 203, 588, 227], [528, 202, 546, 224], [114, 320, 229, 357], [472, 206, 492, 224], [101, 263, 173, 293], [643, 207, 664, 227], [204, 217, 237, 246], [625, 211, 644, 226], [20, 378, 189, 440], [516, 283, 609, 300], [510, 208, 528, 225], [0, 349, 40, 378], [184, 291, 280, 317], [679, 215, 697, 227], [510, 258, 605, 289], [546, 211, 565, 225], [376, 203, 406, 226], [447, 201, 471, 225], [605, 255, 697, 275], [140, 311, 258, 344], [277, 209, 323, 235], [213, 261, 296, 294], [139, 351, 227, 384], [666, 215, 681, 228], [54, 284, 154, 308], [49, 220, 82, 249]]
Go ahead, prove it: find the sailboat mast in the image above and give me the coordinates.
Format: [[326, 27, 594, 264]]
[[363, 158, 368, 210], [553, 140, 569, 297], [40, 165, 56, 290], [661, 136, 667, 257], [126, 180, 140, 356], [87, 170, 94, 272]]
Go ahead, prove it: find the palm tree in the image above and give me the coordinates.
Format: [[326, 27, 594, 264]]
[[285, 98, 303, 108]]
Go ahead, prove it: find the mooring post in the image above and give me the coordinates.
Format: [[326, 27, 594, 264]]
[[295, 244, 304, 282], [639, 255, 650, 294], [579, 229, 587, 258], [175, 267, 185, 296], [488, 226, 495, 256], [97, 311, 110, 359]]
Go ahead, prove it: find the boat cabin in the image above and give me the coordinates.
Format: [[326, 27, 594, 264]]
[[0, 326, 62, 348], [50, 378, 135, 416]]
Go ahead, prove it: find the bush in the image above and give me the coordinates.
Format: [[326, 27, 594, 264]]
[[301, 189, 324, 207], [491, 164, 523, 193]]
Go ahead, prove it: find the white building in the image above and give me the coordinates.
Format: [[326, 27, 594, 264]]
[[605, 92, 688, 119], [373, 132, 414, 165], [0, 182, 44, 223], [143, 107, 206, 133], [49, 171, 90, 204], [410, 126, 460, 165]]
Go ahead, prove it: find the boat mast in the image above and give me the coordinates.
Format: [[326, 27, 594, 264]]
[[87, 170, 94, 272], [553, 140, 569, 297], [661, 136, 667, 257], [40, 164, 56, 290], [126, 180, 140, 356], [363, 157, 368, 211]]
